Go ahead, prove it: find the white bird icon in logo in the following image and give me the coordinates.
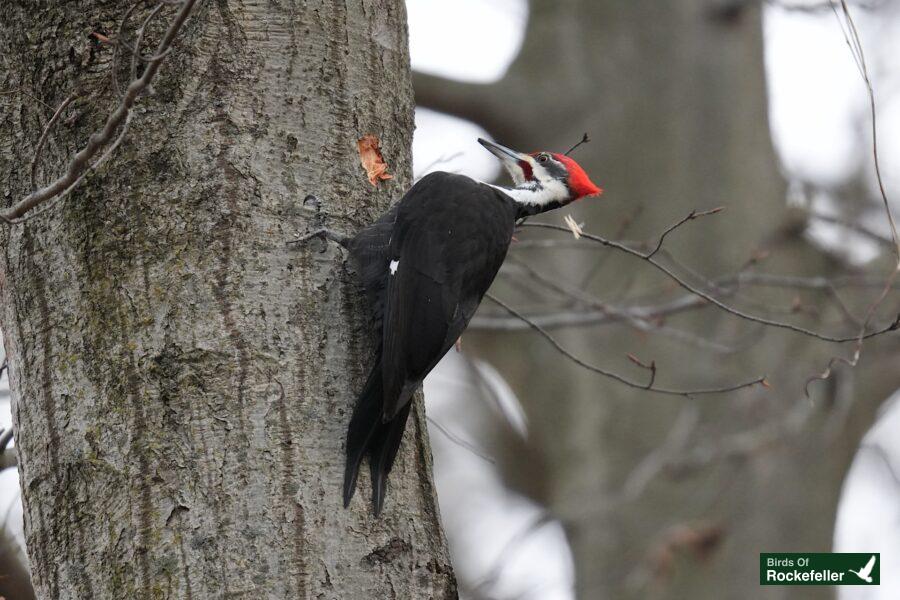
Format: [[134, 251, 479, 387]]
[[848, 555, 877, 583]]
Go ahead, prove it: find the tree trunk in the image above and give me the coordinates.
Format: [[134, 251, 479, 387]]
[[0, 2, 456, 599]]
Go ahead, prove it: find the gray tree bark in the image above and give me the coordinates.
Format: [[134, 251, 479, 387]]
[[0, 2, 456, 599]]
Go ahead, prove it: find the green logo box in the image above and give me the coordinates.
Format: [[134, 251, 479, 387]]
[[760, 553, 879, 586]]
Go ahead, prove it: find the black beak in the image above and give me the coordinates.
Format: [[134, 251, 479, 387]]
[[478, 138, 529, 163]]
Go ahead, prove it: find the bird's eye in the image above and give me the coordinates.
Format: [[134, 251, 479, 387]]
[[538, 154, 549, 163]]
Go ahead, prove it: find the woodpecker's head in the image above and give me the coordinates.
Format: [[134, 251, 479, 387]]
[[478, 138, 602, 211]]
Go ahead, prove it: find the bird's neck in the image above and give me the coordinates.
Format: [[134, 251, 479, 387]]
[[490, 180, 571, 217]]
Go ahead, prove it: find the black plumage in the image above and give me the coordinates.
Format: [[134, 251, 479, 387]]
[[343, 172, 516, 515], [342, 139, 602, 515]]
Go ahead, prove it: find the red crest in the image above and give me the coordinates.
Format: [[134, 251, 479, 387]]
[[552, 153, 602, 199]]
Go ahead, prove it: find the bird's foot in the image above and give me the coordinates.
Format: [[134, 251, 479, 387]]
[[287, 227, 350, 249], [287, 194, 350, 249], [455, 337, 462, 352]]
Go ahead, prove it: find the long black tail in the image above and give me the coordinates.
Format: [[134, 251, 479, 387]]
[[343, 358, 412, 516]]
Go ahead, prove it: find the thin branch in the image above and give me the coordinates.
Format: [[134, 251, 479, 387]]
[[805, 267, 899, 396], [730, 272, 900, 290], [112, 0, 147, 95], [485, 292, 768, 398], [646, 207, 724, 259], [831, 0, 900, 258], [577, 203, 645, 287], [626, 353, 657, 388], [564, 132, 590, 156], [426, 416, 495, 464], [767, 0, 882, 12], [497, 257, 755, 352], [803, 0, 900, 394], [484, 266, 900, 338], [0, 0, 198, 224], [519, 222, 900, 343], [470, 305, 698, 331], [806, 210, 894, 247], [0, 87, 54, 111], [131, 3, 168, 82], [29, 92, 78, 192]]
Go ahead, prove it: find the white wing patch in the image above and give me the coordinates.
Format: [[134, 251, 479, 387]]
[[389, 259, 399, 275]]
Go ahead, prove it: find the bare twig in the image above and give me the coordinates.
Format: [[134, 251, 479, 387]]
[[491, 257, 719, 344], [485, 292, 768, 398], [577, 202, 645, 287], [831, 0, 900, 259], [0, 0, 198, 224], [495, 260, 768, 353], [564, 132, 590, 156], [519, 222, 900, 343], [132, 3, 169, 82], [471, 304, 698, 331], [426, 416, 495, 464], [112, 1, 147, 95], [646, 207, 724, 259], [805, 267, 899, 396], [768, 0, 882, 12], [627, 353, 657, 388], [806, 210, 894, 247], [29, 92, 78, 192], [803, 0, 900, 394], [729, 272, 900, 290], [0, 87, 54, 111]]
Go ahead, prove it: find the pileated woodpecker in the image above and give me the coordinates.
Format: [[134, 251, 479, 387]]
[[344, 138, 602, 515]]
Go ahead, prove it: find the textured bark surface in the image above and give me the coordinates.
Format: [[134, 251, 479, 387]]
[[0, 2, 456, 599]]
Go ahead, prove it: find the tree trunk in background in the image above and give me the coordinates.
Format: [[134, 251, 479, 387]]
[[0, 2, 456, 599], [418, 1, 900, 599]]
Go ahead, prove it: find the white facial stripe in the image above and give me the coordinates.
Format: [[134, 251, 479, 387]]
[[490, 178, 569, 206], [531, 160, 548, 175], [389, 259, 399, 274]]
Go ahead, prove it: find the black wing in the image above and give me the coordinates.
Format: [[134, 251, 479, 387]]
[[343, 172, 515, 513], [380, 172, 515, 419]]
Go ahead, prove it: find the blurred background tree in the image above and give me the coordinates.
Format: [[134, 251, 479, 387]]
[[413, 1, 900, 598]]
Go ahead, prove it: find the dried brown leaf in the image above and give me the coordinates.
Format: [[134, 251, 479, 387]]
[[357, 134, 393, 186]]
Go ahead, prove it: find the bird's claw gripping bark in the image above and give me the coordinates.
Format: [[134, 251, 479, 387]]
[[287, 194, 350, 249], [287, 228, 350, 249]]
